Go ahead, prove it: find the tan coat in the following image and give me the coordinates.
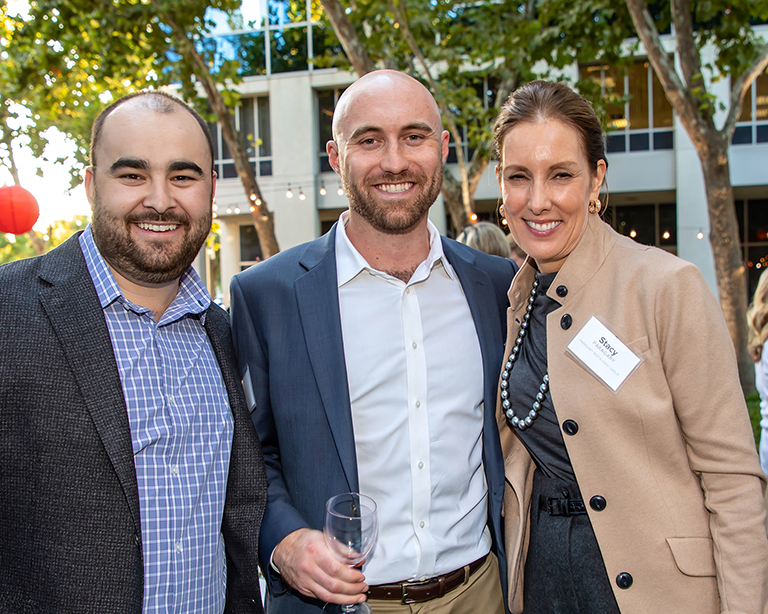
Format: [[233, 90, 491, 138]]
[[498, 213, 768, 614]]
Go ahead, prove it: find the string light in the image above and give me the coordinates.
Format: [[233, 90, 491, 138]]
[[298, 188, 306, 201], [233, 207, 241, 214], [697, 230, 704, 240], [286, 184, 293, 198], [470, 212, 478, 222], [319, 182, 327, 196], [337, 182, 344, 196]]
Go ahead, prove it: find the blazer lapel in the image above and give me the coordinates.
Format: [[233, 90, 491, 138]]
[[37, 236, 142, 539], [443, 239, 505, 405], [295, 226, 359, 492]]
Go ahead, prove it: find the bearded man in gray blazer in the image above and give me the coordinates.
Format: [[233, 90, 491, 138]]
[[0, 92, 266, 613]]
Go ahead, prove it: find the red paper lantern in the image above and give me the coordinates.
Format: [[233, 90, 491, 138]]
[[0, 185, 40, 235]]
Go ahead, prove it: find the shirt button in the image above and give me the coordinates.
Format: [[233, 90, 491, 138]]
[[175, 542, 182, 553], [412, 341, 417, 349], [170, 465, 179, 475], [419, 520, 425, 528], [406, 287, 411, 294], [418, 461, 424, 469], [415, 400, 421, 408]]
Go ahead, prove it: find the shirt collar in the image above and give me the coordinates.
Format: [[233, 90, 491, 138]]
[[334, 211, 456, 287], [79, 224, 211, 322]]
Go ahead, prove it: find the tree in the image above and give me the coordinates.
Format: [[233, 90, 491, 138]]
[[3, 0, 280, 258], [623, 0, 768, 389], [317, 0, 637, 233], [0, 215, 89, 264]]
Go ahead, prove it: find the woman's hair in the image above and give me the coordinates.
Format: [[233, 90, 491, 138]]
[[456, 222, 511, 258], [747, 268, 768, 362], [493, 80, 608, 177]]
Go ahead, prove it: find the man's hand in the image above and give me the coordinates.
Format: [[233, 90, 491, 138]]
[[273, 528, 369, 604]]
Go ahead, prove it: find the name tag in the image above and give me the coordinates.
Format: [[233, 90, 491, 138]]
[[566, 316, 642, 393]]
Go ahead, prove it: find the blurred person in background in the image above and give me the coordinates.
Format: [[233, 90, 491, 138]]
[[457, 221, 511, 259], [506, 232, 527, 268], [748, 267, 768, 477]]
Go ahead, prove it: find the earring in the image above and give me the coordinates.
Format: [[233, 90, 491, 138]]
[[588, 199, 602, 215]]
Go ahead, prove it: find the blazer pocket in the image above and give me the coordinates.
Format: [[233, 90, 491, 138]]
[[666, 537, 716, 577]]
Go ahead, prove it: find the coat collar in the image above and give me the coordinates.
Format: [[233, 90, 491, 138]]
[[509, 214, 618, 311], [37, 234, 143, 540], [294, 224, 360, 492]]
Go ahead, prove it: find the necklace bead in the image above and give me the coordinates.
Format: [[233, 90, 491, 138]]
[[501, 278, 550, 431]]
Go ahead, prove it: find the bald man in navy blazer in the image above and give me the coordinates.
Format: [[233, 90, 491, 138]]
[[231, 70, 515, 614]]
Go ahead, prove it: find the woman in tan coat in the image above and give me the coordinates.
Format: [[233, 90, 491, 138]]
[[494, 80, 768, 614]]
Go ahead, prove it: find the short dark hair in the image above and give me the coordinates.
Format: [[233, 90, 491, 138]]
[[493, 80, 608, 177], [89, 90, 214, 171]]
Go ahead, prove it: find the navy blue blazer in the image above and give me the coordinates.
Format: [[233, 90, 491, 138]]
[[230, 224, 516, 613]]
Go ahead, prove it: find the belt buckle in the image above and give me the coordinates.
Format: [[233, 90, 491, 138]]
[[401, 578, 432, 605]]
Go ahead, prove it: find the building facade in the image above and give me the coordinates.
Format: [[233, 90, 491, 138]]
[[205, 11, 768, 307]]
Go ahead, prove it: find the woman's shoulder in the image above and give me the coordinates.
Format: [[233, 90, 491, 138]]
[[608, 229, 697, 278]]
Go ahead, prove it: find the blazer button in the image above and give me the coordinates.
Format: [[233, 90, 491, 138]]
[[561, 314, 572, 329], [616, 572, 633, 589], [556, 285, 568, 297], [590, 495, 607, 511], [562, 420, 578, 435]]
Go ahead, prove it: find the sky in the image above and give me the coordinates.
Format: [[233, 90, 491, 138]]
[[2, 0, 263, 232]]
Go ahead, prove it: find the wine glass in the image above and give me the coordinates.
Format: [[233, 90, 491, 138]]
[[323, 492, 379, 614]]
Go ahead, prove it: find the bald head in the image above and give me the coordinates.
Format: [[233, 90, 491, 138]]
[[332, 70, 443, 145], [90, 91, 214, 171]]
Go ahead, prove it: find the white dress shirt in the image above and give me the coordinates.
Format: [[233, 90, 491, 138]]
[[335, 212, 491, 584]]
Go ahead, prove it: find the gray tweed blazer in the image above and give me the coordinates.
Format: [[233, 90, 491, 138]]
[[0, 233, 266, 614]]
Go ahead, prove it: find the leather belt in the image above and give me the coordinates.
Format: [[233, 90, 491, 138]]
[[366, 554, 487, 604], [539, 494, 587, 516]]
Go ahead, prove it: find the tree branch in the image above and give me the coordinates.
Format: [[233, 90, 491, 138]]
[[723, 42, 768, 140], [624, 0, 713, 149], [387, 0, 473, 219], [320, 0, 376, 76], [670, 0, 702, 90]]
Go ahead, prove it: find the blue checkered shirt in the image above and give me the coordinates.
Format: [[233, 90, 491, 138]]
[[80, 226, 233, 614]]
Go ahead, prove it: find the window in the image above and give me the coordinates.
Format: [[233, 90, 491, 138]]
[[446, 74, 499, 164], [317, 87, 345, 172], [604, 202, 677, 253], [208, 96, 272, 180], [737, 198, 768, 296], [581, 61, 674, 153], [733, 67, 768, 145], [205, 0, 344, 77], [239, 224, 262, 270]]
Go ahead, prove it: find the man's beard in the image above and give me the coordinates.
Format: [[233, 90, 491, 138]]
[[343, 167, 443, 235], [91, 191, 212, 285]]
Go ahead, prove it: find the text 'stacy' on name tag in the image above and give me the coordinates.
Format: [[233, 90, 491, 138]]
[[566, 316, 642, 393]]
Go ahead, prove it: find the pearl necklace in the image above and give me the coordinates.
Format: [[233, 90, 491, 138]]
[[500, 278, 550, 431]]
